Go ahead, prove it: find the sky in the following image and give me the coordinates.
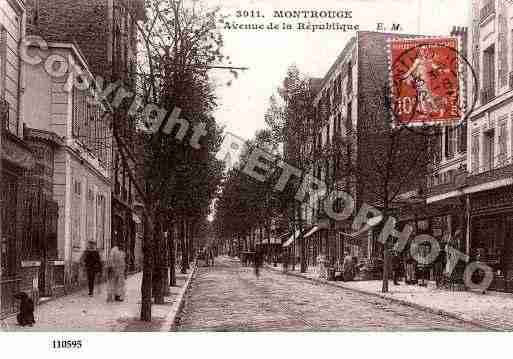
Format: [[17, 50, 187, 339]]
[[206, 0, 471, 140]]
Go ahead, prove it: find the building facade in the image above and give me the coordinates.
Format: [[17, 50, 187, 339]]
[[25, 0, 145, 272], [413, 0, 513, 291], [289, 32, 433, 276], [0, 0, 72, 316], [23, 42, 112, 293]]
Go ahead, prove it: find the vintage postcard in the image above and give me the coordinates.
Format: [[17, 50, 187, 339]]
[[0, 0, 506, 356]]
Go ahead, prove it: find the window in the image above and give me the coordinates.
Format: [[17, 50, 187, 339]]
[[0, 26, 17, 136], [72, 179, 82, 249], [498, 121, 508, 164], [86, 187, 95, 244], [347, 61, 353, 94], [434, 132, 442, 163], [0, 26, 5, 99], [483, 129, 495, 171], [327, 122, 331, 146], [458, 122, 467, 153], [445, 126, 455, 159], [471, 134, 480, 173], [346, 102, 352, 132], [27, 0, 39, 26], [96, 194, 106, 249], [482, 45, 495, 103]]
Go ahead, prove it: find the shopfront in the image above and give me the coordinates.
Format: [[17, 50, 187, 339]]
[[1, 130, 35, 317], [469, 185, 513, 291], [397, 197, 466, 285]]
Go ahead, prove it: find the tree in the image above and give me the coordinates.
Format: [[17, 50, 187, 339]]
[[352, 56, 437, 293], [111, 0, 231, 321], [266, 65, 318, 273]]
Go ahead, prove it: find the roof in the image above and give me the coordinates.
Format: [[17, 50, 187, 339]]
[[314, 36, 356, 100]]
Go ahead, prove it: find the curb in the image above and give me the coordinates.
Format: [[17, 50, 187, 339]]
[[265, 264, 498, 331], [164, 262, 198, 331]]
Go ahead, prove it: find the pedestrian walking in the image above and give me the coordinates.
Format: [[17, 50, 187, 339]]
[[282, 251, 289, 272], [392, 251, 401, 285], [209, 248, 215, 267], [80, 241, 103, 296], [254, 249, 263, 278], [342, 251, 355, 281], [107, 243, 127, 302]]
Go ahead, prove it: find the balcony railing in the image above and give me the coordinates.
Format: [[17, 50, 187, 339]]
[[470, 153, 513, 175], [480, 0, 495, 23]]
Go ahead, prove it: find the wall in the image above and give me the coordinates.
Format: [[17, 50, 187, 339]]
[[25, 0, 111, 79], [0, 0, 23, 135]]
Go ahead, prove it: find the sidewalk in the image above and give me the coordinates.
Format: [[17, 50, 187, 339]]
[[1, 265, 196, 332], [266, 263, 513, 330]]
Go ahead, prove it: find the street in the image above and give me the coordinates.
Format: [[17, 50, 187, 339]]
[[176, 257, 482, 331]]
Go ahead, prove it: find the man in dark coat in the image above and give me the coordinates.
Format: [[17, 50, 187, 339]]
[[80, 241, 103, 296]]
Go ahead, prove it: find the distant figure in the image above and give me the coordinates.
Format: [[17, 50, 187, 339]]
[[342, 251, 355, 281], [80, 241, 103, 296], [107, 244, 127, 302], [209, 248, 215, 267], [254, 249, 264, 278], [14, 292, 35, 327], [405, 251, 417, 285], [392, 251, 402, 285]]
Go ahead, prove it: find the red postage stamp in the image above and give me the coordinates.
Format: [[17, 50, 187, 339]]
[[389, 37, 462, 126]]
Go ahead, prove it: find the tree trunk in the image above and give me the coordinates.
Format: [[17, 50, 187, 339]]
[[141, 209, 154, 321], [188, 222, 194, 266], [180, 218, 187, 274], [381, 215, 389, 293], [161, 227, 170, 296], [186, 220, 191, 270], [169, 223, 176, 286], [382, 245, 390, 293], [152, 221, 165, 304], [300, 232, 306, 273]]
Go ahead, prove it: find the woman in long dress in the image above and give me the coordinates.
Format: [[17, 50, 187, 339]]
[[107, 244, 126, 302]]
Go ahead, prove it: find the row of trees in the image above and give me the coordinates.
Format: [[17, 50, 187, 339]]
[[215, 54, 439, 293], [213, 65, 316, 264], [112, 0, 231, 321]]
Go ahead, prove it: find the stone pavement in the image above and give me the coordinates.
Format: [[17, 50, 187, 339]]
[[176, 256, 481, 331], [268, 264, 513, 331], [1, 267, 194, 332]]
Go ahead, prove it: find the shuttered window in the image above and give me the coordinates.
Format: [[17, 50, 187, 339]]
[[498, 121, 508, 165], [471, 134, 480, 173]]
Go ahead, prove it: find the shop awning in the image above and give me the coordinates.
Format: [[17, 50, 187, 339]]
[[303, 226, 320, 239], [282, 229, 301, 248]]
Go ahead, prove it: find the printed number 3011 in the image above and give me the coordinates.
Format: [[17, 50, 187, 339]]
[[52, 340, 82, 349], [235, 10, 264, 18]]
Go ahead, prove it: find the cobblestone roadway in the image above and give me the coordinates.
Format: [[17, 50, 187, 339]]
[[176, 257, 482, 331]]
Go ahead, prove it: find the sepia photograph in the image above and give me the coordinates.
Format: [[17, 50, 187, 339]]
[[0, 0, 509, 356]]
